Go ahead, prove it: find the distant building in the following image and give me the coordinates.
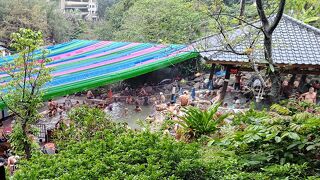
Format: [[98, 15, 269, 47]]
[[0, 46, 11, 57], [59, 0, 98, 21]]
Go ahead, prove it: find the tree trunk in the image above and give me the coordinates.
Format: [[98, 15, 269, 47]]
[[264, 36, 273, 64], [239, 0, 246, 25], [256, 0, 286, 102], [269, 71, 281, 102], [22, 122, 31, 159], [264, 35, 281, 102]]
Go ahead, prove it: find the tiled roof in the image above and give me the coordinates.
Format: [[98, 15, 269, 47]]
[[193, 14, 320, 66]]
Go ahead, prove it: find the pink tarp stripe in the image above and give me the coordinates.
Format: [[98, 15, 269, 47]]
[[51, 41, 112, 61], [52, 45, 166, 77], [0, 47, 190, 87], [63, 47, 191, 85], [137, 47, 190, 66], [0, 43, 140, 79], [47, 43, 140, 68]]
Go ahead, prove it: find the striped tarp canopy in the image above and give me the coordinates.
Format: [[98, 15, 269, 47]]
[[0, 40, 197, 107]]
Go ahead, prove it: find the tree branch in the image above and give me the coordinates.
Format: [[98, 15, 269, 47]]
[[2, 67, 24, 90], [0, 96, 23, 119], [239, 0, 246, 25], [249, 30, 262, 49], [211, 13, 263, 30], [22, 49, 29, 100], [256, 0, 269, 27], [213, 15, 248, 56], [268, 0, 286, 33]]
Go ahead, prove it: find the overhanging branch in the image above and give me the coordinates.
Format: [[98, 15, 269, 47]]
[[268, 0, 286, 33], [256, 0, 269, 27], [211, 13, 263, 30]]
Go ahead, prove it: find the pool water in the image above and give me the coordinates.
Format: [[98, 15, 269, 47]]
[[104, 102, 155, 129]]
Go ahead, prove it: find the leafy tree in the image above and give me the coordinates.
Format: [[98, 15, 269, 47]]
[[286, 0, 320, 28], [96, 0, 138, 40], [43, 2, 94, 43], [97, 0, 118, 18], [54, 106, 118, 142], [0, 0, 95, 46], [98, 0, 210, 44], [45, 1, 73, 43], [0, 0, 48, 46], [0, 29, 52, 159]]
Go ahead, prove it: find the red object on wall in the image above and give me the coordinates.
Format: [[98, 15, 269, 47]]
[[230, 68, 238, 74]]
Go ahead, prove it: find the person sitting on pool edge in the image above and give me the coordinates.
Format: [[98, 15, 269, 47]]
[[159, 92, 166, 103], [300, 87, 317, 104], [86, 90, 94, 99], [179, 91, 189, 107], [48, 99, 58, 117]]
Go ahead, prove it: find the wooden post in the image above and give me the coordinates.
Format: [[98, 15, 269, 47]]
[[289, 73, 296, 86], [220, 65, 231, 102], [298, 74, 307, 91], [209, 64, 216, 80], [207, 63, 216, 89], [0, 110, 3, 126]]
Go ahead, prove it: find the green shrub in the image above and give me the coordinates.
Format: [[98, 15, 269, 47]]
[[54, 106, 127, 144], [270, 104, 291, 115], [232, 108, 270, 125], [13, 101, 320, 179], [216, 103, 320, 177], [179, 104, 229, 137], [13, 128, 209, 179], [262, 163, 308, 179]]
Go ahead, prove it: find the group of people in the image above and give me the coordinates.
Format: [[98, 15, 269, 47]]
[[209, 71, 319, 105], [281, 79, 319, 104], [47, 98, 81, 118], [44, 74, 319, 127]]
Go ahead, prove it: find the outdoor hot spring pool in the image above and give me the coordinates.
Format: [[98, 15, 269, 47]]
[[104, 102, 155, 129]]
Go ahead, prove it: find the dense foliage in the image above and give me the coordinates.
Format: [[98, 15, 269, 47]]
[[0, 0, 96, 46], [97, 0, 118, 18], [214, 102, 320, 178], [286, 0, 320, 28], [98, 0, 211, 44], [13, 102, 320, 179], [0, 0, 319, 46], [14, 106, 209, 179]]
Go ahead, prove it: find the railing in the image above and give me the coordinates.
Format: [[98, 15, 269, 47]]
[[36, 124, 47, 143]]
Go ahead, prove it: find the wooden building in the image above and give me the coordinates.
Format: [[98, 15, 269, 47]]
[[193, 14, 320, 100]]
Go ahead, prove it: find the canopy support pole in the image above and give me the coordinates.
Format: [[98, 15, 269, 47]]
[[220, 65, 232, 102], [207, 63, 216, 89], [0, 110, 3, 126], [299, 74, 307, 92], [289, 72, 297, 86]]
